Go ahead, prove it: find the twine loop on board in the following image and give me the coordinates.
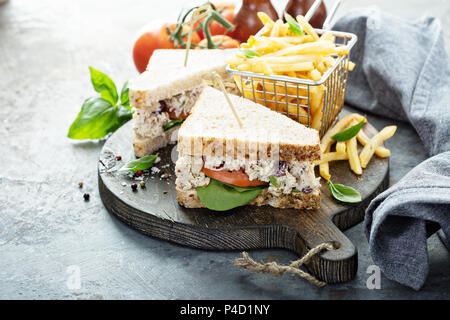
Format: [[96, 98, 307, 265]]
[[234, 242, 336, 287]]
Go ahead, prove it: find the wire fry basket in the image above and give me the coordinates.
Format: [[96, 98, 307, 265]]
[[226, 29, 357, 137]]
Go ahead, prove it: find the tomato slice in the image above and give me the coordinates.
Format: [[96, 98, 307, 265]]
[[167, 109, 189, 120], [201, 167, 267, 187]]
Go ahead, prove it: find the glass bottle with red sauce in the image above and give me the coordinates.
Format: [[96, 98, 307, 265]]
[[284, 0, 327, 28], [233, 0, 279, 43]]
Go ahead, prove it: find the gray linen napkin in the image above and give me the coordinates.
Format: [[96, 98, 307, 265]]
[[333, 8, 450, 290]]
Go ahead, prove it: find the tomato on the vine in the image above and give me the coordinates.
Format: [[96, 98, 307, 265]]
[[132, 22, 200, 73], [201, 167, 267, 187], [194, 2, 235, 39], [197, 35, 239, 49]]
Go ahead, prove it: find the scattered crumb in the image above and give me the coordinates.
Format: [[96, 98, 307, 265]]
[[151, 167, 160, 174], [163, 190, 168, 194], [155, 157, 161, 164], [121, 182, 127, 187], [78, 181, 83, 188], [160, 173, 169, 179]]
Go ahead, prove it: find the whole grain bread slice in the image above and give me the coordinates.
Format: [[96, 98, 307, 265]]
[[130, 49, 236, 109], [177, 86, 321, 162], [176, 187, 320, 209]]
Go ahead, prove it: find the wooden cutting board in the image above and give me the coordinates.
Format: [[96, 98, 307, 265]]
[[98, 115, 389, 284]]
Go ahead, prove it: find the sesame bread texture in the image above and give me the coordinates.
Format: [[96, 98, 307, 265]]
[[129, 49, 236, 109], [177, 86, 321, 162], [176, 187, 321, 210]]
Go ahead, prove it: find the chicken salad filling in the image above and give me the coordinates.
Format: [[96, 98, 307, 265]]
[[133, 85, 204, 139], [175, 154, 320, 196]]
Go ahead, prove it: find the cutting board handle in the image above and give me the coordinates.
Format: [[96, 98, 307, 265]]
[[266, 208, 358, 283]]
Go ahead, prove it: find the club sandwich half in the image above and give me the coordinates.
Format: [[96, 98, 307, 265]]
[[129, 49, 238, 157], [175, 86, 322, 211]]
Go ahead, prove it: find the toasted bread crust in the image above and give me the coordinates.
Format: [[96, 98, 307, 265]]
[[176, 187, 321, 210], [177, 86, 321, 162], [177, 137, 321, 162], [129, 49, 236, 109], [133, 127, 177, 158]]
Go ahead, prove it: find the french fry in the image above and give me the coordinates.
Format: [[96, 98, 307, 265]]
[[270, 62, 314, 72], [359, 126, 397, 168], [314, 152, 348, 165], [335, 46, 349, 55], [347, 137, 362, 175], [259, 55, 317, 64], [309, 69, 322, 81], [270, 19, 283, 37], [311, 107, 323, 131], [229, 11, 355, 135], [266, 41, 336, 57], [280, 23, 290, 37], [317, 61, 327, 74], [345, 119, 363, 175], [257, 12, 274, 25], [319, 31, 335, 42], [237, 63, 251, 71], [347, 61, 356, 71], [269, 36, 314, 44], [309, 85, 324, 115], [356, 128, 391, 158], [320, 113, 366, 153], [296, 15, 319, 41], [319, 145, 331, 180], [336, 141, 346, 154]]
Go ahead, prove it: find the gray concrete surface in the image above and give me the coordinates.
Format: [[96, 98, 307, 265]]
[[0, 0, 449, 299]]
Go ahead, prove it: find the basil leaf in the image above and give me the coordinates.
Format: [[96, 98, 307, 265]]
[[89, 66, 118, 105], [331, 117, 366, 141], [284, 12, 304, 36], [68, 97, 119, 140], [239, 49, 261, 58], [292, 188, 301, 193], [120, 80, 130, 110], [121, 153, 159, 172], [109, 105, 133, 133], [196, 178, 265, 211], [163, 119, 185, 131], [269, 175, 280, 188], [327, 180, 361, 203]]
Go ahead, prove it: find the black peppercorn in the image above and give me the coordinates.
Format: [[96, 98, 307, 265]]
[[83, 193, 90, 201], [131, 182, 138, 192]]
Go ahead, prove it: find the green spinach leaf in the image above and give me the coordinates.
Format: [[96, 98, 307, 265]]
[[269, 175, 280, 188], [239, 49, 261, 59], [120, 153, 159, 172], [163, 119, 185, 131], [284, 12, 304, 36], [331, 117, 366, 141], [327, 180, 361, 203], [196, 178, 265, 211]]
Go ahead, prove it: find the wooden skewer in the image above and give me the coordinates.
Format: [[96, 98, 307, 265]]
[[211, 72, 243, 128], [184, 4, 210, 67]]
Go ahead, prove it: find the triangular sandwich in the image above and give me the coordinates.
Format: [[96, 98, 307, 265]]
[[129, 49, 237, 157], [175, 86, 321, 211]]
